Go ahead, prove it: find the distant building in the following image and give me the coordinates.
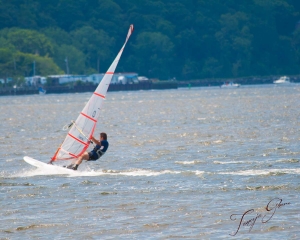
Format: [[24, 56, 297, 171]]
[[27, 72, 141, 86], [25, 76, 47, 86], [47, 75, 90, 85], [138, 76, 149, 81], [113, 72, 139, 84], [87, 74, 105, 84], [87, 72, 139, 85]]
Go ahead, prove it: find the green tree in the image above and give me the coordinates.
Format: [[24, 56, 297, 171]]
[[250, 0, 297, 75], [215, 12, 253, 77], [0, 36, 15, 50], [132, 31, 175, 79], [42, 27, 73, 46], [7, 28, 54, 56], [0, 0, 300, 81], [0, 49, 62, 78], [33, 55, 63, 76], [53, 44, 86, 74], [292, 28, 300, 71], [0, 48, 15, 79], [13, 52, 62, 77], [202, 57, 223, 79], [71, 26, 114, 73]]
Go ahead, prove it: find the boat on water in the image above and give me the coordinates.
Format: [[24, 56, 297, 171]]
[[273, 76, 291, 85], [38, 87, 46, 95], [220, 81, 240, 88]]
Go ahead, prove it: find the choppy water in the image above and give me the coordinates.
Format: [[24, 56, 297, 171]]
[[0, 84, 299, 239]]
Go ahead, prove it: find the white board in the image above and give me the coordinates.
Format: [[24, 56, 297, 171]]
[[23, 156, 74, 173]]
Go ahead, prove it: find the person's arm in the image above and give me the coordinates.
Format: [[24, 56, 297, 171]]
[[91, 136, 101, 146]]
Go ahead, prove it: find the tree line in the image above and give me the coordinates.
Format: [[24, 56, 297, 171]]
[[0, 0, 300, 83]]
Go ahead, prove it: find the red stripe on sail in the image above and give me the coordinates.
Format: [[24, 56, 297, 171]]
[[106, 72, 114, 74], [51, 147, 61, 161], [80, 112, 97, 122], [76, 146, 88, 159], [68, 133, 88, 146], [93, 92, 106, 99], [68, 152, 78, 158], [75, 121, 97, 158]]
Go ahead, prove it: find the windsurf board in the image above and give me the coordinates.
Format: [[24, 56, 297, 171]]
[[23, 156, 75, 172]]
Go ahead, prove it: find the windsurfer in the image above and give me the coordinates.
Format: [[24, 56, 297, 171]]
[[67, 132, 109, 170]]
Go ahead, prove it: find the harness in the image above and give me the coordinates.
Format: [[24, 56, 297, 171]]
[[91, 140, 108, 159], [95, 149, 105, 158]]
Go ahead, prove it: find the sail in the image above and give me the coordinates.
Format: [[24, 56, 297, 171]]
[[51, 25, 134, 161]]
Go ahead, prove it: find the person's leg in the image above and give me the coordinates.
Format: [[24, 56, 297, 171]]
[[67, 152, 89, 170], [72, 152, 90, 170], [75, 152, 90, 165]]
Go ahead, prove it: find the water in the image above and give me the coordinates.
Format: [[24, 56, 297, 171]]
[[0, 85, 299, 239]]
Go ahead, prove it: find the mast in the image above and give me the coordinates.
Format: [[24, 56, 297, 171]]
[[51, 25, 134, 162]]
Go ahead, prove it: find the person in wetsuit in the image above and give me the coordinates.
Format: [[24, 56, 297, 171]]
[[68, 132, 109, 170]]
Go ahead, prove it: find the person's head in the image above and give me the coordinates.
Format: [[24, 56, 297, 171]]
[[100, 132, 107, 140]]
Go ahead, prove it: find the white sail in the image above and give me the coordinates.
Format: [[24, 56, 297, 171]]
[[51, 25, 134, 161]]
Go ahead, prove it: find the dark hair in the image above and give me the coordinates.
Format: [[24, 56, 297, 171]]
[[100, 132, 107, 140]]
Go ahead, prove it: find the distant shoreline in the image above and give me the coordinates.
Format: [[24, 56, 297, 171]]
[[0, 80, 178, 96], [1, 75, 299, 96], [178, 75, 300, 87]]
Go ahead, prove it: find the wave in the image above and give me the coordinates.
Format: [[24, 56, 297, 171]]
[[245, 185, 288, 191], [175, 160, 204, 165], [8, 167, 181, 178], [212, 159, 277, 165], [1, 166, 209, 178], [275, 158, 299, 163], [218, 168, 300, 176], [213, 160, 254, 165], [2, 223, 62, 234], [3, 164, 299, 178]]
